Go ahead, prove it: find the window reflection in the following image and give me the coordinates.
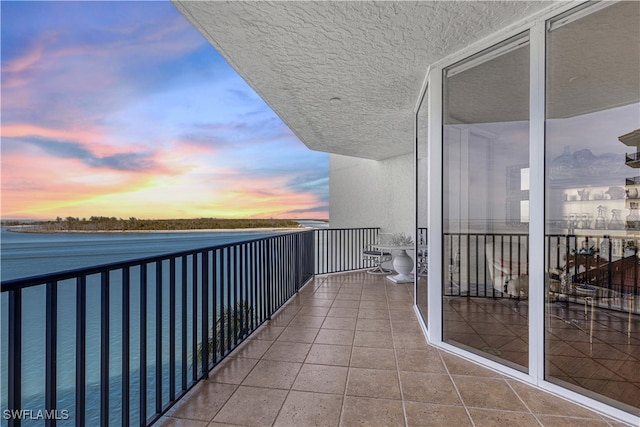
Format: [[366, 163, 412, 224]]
[[544, 1, 640, 415], [442, 33, 530, 371]]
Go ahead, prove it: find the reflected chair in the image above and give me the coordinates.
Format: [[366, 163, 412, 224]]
[[363, 233, 393, 275], [485, 241, 529, 307], [417, 247, 428, 276]]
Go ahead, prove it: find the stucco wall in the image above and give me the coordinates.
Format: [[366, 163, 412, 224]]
[[329, 153, 415, 238]]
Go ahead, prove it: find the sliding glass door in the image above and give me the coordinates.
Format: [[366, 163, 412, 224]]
[[442, 33, 530, 371], [544, 1, 640, 415]]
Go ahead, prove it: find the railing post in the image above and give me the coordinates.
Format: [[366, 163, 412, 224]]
[[122, 267, 130, 427], [169, 258, 176, 399], [201, 252, 209, 379], [8, 289, 22, 427], [45, 281, 57, 427], [76, 276, 86, 427], [155, 262, 162, 415], [139, 265, 147, 427], [100, 272, 109, 427]]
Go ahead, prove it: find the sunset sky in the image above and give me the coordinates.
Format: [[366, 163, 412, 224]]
[[1, 1, 329, 220]]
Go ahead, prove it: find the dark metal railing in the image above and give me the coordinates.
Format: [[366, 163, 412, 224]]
[[1, 230, 314, 427], [443, 232, 529, 297], [314, 228, 381, 274], [0, 227, 384, 427], [444, 231, 639, 299]]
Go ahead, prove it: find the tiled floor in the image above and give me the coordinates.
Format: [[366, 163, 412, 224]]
[[157, 272, 632, 427]]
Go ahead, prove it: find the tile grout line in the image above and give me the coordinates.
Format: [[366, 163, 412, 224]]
[[438, 349, 477, 427], [386, 277, 411, 427]]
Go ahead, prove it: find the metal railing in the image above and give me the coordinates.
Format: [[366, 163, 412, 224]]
[[314, 228, 381, 274], [0, 227, 380, 427], [444, 231, 640, 299]]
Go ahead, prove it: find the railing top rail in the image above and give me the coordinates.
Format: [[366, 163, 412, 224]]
[[443, 232, 529, 237], [1, 229, 314, 292], [315, 227, 380, 231]]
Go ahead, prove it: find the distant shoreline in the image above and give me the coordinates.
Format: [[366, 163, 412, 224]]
[[4, 225, 306, 234]]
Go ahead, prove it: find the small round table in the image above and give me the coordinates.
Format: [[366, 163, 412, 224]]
[[376, 244, 416, 283]]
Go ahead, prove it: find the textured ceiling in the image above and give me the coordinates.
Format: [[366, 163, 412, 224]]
[[173, 1, 556, 160]]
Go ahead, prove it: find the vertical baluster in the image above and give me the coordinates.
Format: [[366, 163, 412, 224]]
[[45, 281, 57, 427], [75, 276, 86, 427], [234, 246, 239, 346], [169, 258, 176, 399], [218, 249, 225, 356], [242, 245, 248, 337], [139, 266, 147, 427], [100, 272, 109, 427], [181, 255, 187, 392], [201, 251, 209, 378], [226, 247, 232, 352], [155, 262, 162, 415], [266, 240, 272, 319], [191, 255, 197, 383], [212, 250, 218, 363], [122, 268, 130, 427], [8, 288, 21, 427]]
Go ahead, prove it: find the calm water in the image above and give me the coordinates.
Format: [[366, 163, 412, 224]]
[[0, 223, 324, 426], [0, 227, 299, 281]]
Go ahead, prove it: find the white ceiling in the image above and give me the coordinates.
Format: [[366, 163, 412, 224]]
[[172, 1, 560, 160]]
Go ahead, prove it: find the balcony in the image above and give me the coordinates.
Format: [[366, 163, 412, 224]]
[[0, 228, 632, 426], [157, 271, 616, 427]]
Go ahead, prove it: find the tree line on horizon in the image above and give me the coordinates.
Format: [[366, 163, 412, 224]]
[[2, 216, 306, 232]]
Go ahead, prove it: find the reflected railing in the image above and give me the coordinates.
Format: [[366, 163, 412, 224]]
[[444, 232, 639, 312], [0, 228, 381, 427]]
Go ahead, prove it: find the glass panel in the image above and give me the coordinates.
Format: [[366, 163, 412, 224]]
[[416, 88, 429, 326], [545, 1, 640, 415], [443, 33, 530, 371]]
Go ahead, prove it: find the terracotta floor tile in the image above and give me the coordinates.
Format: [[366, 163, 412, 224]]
[[353, 330, 394, 348], [165, 381, 236, 421], [208, 357, 258, 385], [327, 307, 360, 318], [248, 325, 285, 342], [358, 309, 390, 320], [262, 341, 311, 363], [241, 359, 301, 389], [453, 376, 527, 412], [315, 328, 355, 345], [154, 272, 628, 427], [305, 343, 352, 366], [346, 367, 401, 399], [289, 314, 326, 328], [213, 386, 287, 426], [359, 300, 388, 310], [350, 346, 396, 370], [321, 316, 358, 330], [535, 415, 612, 427], [274, 390, 343, 427], [232, 339, 272, 359], [393, 331, 429, 349], [302, 306, 331, 316], [292, 364, 348, 394], [355, 319, 391, 333], [340, 396, 404, 427], [404, 402, 472, 427], [507, 379, 605, 419], [440, 352, 503, 378], [395, 348, 447, 374], [331, 299, 360, 309], [276, 326, 319, 343], [399, 371, 462, 406], [467, 408, 541, 427], [156, 417, 209, 427]]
